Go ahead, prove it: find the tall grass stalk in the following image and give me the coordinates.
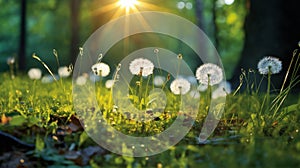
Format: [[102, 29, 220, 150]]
[[32, 53, 57, 83], [108, 64, 121, 109], [271, 49, 300, 119]]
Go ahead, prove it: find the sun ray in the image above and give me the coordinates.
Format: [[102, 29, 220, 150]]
[[92, 2, 119, 16], [137, 1, 171, 12]]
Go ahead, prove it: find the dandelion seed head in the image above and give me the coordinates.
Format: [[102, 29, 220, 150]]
[[177, 54, 183, 60], [129, 58, 154, 77], [170, 78, 191, 95], [91, 62, 110, 77], [76, 75, 88, 86], [6, 57, 15, 65], [28, 68, 42, 80], [196, 63, 223, 85], [79, 47, 83, 56], [177, 1, 185, 9], [185, 2, 193, 9], [58, 66, 72, 78], [257, 56, 282, 75], [105, 80, 115, 89], [41, 75, 54, 83], [117, 63, 122, 71], [153, 76, 165, 86]]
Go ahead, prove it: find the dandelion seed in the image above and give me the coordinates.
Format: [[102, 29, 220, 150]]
[[129, 58, 154, 77], [105, 80, 114, 89], [170, 78, 191, 95], [76, 75, 88, 86], [154, 48, 159, 54], [196, 63, 223, 85], [257, 56, 282, 75], [58, 66, 72, 78], [153, 76, 165, 86], [28, 68, 42, 80], [6, 57, 15, 65], [91, 62, 110, 77]]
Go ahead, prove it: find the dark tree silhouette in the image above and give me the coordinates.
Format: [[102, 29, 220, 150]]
[[19, 0, 27, 70], [230, 0, 300, 90], [70, 0, 81, 64]]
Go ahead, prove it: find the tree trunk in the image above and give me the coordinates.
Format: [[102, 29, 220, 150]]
[[70, 0, 81, 64], [195, 0, 205, 30], [212, 0, 219, 50], [19, 0, 27, 70], [230, 0, 300, 91]]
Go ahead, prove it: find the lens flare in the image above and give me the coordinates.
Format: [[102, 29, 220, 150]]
[[119, 0, 138, 9]]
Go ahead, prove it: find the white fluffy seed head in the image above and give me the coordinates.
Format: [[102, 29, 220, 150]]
[[196, 63, 223, 86], [6, 57, 15, 65], [58, 66, 72, 78], [129, 58, 154, 77], [76, 75, 88, 86], [105, 80, 115, 89], [41, 75, 54, 84], [257, 56, 282, 75], [91, 62, 110, 77], [170, 78, 191, 95], [28, 68, 42, 80]]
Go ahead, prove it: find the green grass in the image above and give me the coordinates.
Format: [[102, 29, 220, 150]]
[[0, 69, 299, 167]]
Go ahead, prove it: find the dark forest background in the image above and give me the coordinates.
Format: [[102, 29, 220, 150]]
[[0, 0, 299, 89]]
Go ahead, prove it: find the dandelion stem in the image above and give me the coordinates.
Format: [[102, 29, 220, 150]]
[[144, 75, 151, 109], [207, 74, 211, 111], [177, 54, 182, 78], [155, 50, 162, 75], [32, 53, 57, 83], [139, 73, 143, 110], [266, 67, 271, 114]]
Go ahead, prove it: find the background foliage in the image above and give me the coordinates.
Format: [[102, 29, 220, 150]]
[[0, 0, 246, 79]]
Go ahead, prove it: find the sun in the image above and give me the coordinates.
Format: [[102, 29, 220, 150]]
[[118, 0, 138, 9]]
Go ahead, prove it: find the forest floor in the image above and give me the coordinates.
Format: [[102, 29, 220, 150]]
[[0, 72, 299, 168]]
